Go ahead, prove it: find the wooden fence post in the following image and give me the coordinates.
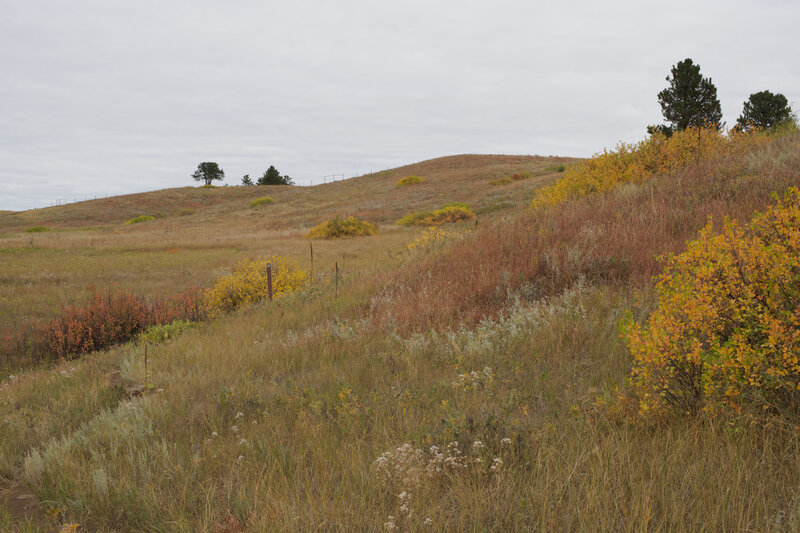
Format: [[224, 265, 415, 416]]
[[267, 262, 273, 302]]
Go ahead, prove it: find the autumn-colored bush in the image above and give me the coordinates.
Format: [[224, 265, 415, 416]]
[[305, 216, 378, 239], [203, 255, 308, 315], [249, 196, 275, 208], [532, 126, 769, 208], [622, 187, 800, 417], [405, 226, 454, 255], [44, 289, 204, 359], [396, 175, 424, 186], [124, 215, 155, 225], [489, 172, 531, 186], [396, 203, 475, 226]]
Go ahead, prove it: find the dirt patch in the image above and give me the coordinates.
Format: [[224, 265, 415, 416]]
[[1, 485, 53, 531]]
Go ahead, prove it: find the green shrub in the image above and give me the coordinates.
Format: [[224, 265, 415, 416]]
[[489, 177, 513, 186], [124, 215, 155, 225], [250, 196, 275, 208], [305, 216, 378, 239], [138, 320, 194, 344], [24, 226, 49, 233], [396, 175, 424, 186], [396, 203, 476, 226]]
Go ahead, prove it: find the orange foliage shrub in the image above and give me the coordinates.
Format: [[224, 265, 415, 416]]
[[2, 289, 204, 362], [623, 187, 800, 417], [45, 289, 204, 358]]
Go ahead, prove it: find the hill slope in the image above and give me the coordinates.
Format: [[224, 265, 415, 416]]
[[0, 154, 574, 232], [3, 134, 800, 531]]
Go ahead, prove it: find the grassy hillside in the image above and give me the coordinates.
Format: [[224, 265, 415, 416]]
[[2, 135, 800, 531], [0, 154, 570, 342]]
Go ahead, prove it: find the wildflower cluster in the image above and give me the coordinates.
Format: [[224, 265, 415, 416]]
[[375, 438, 509, 529], [532, 125, 769, 208], [623, 187, 800, 416], [203, 255, 308, 315], [304, 216, 378, 239], [396, 175, 424, 186], [451, 367, 495, 391], [396, 202, 475, 226]]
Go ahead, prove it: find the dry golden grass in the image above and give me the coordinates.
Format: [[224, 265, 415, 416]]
[[2, 141, 800, 531]]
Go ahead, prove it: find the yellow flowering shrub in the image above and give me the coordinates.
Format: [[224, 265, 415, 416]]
[[396, 175, 424, 186], [304, 216, 377, 239], [124, 215, 155, 225], [406, 226, 453, 254], [396, 203, 475, 226], [532, 126, 769, 208], [249, 196, 275, 208], [622, 187, 800, 416], [203, 256, 308, 315]]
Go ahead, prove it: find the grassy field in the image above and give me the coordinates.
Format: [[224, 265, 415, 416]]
[[0, 155, 570, 340], [2, 136, 800, 531]]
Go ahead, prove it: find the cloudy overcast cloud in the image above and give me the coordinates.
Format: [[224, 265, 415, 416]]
[[1, 0, 797, 210]]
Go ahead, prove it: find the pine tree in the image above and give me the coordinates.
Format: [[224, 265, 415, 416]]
[[736, 90, 793, 132], [192, 162, 225, 186], [257, 165, 294, 185], [650, 58, 722, 136]]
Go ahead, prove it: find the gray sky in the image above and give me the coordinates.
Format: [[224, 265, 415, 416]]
[[1, 0, 797, 210]]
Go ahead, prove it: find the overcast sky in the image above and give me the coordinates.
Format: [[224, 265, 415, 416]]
[[1, 0, 797, 210]]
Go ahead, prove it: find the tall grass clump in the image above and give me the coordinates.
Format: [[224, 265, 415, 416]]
[[305, 216, 377, 239], [124, 215, 155, 225], [203, 255, 308, 315], [622, 187, 800, 418], [249, 196, 275, 208], [24, 226, 49, 233], [396, 175, 424, 186], [532, 126, 769, 208], [396, 203, 475, 226]]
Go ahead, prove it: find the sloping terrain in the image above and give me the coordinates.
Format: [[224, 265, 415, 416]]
[[0, 154, 573, 232], [0, 154, 571, 335], [2, 134, 800, 531]]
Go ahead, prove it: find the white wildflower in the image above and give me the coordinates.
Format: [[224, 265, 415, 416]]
[[235, 411, 244, 419], [501, 437, 512, 446], [472, 440, 484, 451], [491, 457, 503, 472], [236, 455, 245, 464], [231, 425, 239, 433], [211, 431, 218, 437], [424, 517, 433, 526]]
